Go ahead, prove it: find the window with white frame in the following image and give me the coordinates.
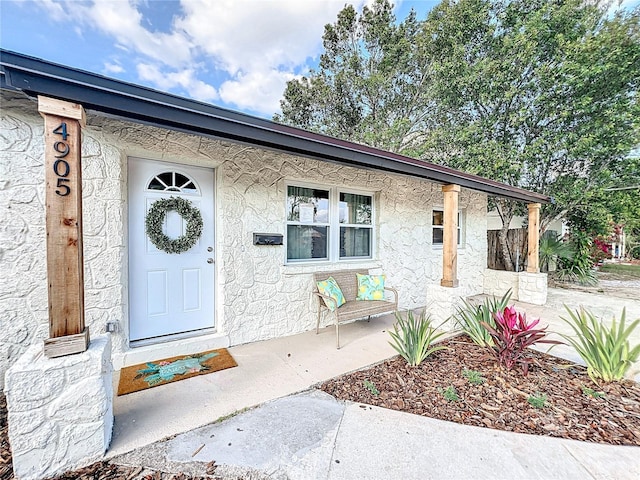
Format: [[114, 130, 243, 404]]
[[286, 185, 373, 262], [432, 209, 464, 246]]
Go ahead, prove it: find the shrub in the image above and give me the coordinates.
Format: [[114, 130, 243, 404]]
[[555, 231, 598, 286], [452, 290, 512, 347], [388, 310, 449, 366], [481, 306, 562, 375], [554, 265, 598, 286], [559, 307, 640, 383], [539, 234, 574, 273]]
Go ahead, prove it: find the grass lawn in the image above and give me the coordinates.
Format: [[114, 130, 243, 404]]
[[598, 263, 640, 277]]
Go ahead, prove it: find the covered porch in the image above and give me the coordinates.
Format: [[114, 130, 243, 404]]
[[109, 282, 640, 458]]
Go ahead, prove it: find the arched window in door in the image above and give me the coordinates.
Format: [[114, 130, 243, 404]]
[[147, 171, 199, 194]]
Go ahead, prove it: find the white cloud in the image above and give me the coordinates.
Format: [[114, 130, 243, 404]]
[[37, 0, 66, 21], [177, 0, 360, 75], [35, 0, 193, 68], [175, 0, 365, 114], [104, 62, 124, 74], [219, 69, 298, 115], [137, 63, 218, 102], [34, 0, 370, 115]]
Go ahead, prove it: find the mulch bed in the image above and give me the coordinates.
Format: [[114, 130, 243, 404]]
[[319, 335, 640, 445]]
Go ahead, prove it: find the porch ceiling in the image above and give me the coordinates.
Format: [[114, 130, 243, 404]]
[[0, 49, 550, 204]]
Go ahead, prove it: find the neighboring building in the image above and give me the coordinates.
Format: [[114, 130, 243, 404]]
[[0, 50, 549, 388], [487, 210, 566, 237]]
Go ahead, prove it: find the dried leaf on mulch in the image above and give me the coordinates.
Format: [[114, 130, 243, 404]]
[[319, 335, 640, 446]]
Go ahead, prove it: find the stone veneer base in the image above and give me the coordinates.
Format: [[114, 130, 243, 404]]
[[483, 269, 547, 306], [4, 334, 113, 480], [426, 284, 461, 329], [517, 271, 548, 305]]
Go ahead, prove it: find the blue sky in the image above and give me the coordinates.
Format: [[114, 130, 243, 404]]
[[1, 1, 638, 118]]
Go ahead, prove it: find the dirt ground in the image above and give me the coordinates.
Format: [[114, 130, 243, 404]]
[[550, 270, 640, 300]]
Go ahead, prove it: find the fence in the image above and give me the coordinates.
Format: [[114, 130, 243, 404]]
[[487, 228, 528, 271]]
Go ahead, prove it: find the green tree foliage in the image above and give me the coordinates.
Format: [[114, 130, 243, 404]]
[[568, 155, 640, 234], [420, 0, 640, 269], [275, 0, 640, 270], [274, 0, 430, 153]]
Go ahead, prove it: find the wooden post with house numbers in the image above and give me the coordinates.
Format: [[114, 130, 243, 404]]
[[39, 96, 90, 358]]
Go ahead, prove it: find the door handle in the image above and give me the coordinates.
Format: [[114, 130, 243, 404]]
[[207, 258, 214, 264], [207, 246, 213, 252]]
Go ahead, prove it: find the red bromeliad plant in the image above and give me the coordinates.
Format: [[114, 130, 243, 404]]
[[481, 306, 562, 375]]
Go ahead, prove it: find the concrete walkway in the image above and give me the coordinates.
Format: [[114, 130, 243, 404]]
[[115, 390, 640, 480], [109, 287, 640, 479]]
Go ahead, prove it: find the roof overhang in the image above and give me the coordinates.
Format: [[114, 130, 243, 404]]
[[0, 49, 550, 204]]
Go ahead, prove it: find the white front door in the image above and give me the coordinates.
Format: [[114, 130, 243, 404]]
[[128, 157, 215, 342]]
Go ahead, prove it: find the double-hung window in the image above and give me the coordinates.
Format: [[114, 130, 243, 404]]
[[432, 209, 463, 246], [286, 185, 373, 263]]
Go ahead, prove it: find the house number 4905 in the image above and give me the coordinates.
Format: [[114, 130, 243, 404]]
[[52, 122, 71, 196]]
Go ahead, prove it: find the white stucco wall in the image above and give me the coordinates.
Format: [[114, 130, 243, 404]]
[[0, 91, 488, 387]]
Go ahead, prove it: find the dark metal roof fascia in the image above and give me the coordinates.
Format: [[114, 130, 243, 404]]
[[0, 50, 550, 204]]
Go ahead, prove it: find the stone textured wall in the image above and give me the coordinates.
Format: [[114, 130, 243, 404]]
[[517, 272, 548, 305], [482, 269, 548, 306], [1, 91, 488, 385], [1, 92, 129, 389], [5, 334, 113, 480], [219, 150, 488, 345], [483, 269, 520, 299]]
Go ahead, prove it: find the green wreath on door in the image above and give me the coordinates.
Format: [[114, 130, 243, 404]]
[[145, 196, 203, 254]]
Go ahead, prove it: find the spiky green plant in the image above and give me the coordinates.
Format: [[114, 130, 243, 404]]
[[539, 234, 574, 273], [388, 310, 449, 367], [559, 307, 640, 383], [452, 290, 512, 347]]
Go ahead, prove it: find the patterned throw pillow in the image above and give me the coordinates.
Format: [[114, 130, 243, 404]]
[[356, 273, 386, 301], [316, 276, 346, 311]]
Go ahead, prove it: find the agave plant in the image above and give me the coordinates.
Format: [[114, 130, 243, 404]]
[[452, 290, 512, 347], [481, 306, 562, 375], [559, 307, 640, 383], [388, 310, 449, 367]]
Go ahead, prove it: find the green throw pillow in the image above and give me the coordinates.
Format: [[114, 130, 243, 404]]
[[356, 273, 386, 301], [317, 276, 346, 311]]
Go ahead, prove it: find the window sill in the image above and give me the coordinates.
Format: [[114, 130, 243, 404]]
[[432, 244, 466, 253], [282, 259, 383, 276]]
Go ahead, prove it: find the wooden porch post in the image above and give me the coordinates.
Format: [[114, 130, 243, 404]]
[[39, 96, 90, 358], [441, 184, 460, 288], [527, 203, 541, 273]]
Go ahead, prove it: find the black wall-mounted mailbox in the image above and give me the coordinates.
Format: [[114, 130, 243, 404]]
[[253, 233, 284, 246]]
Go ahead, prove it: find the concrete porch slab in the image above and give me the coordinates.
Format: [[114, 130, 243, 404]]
[[108, 313, 397, 457]]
